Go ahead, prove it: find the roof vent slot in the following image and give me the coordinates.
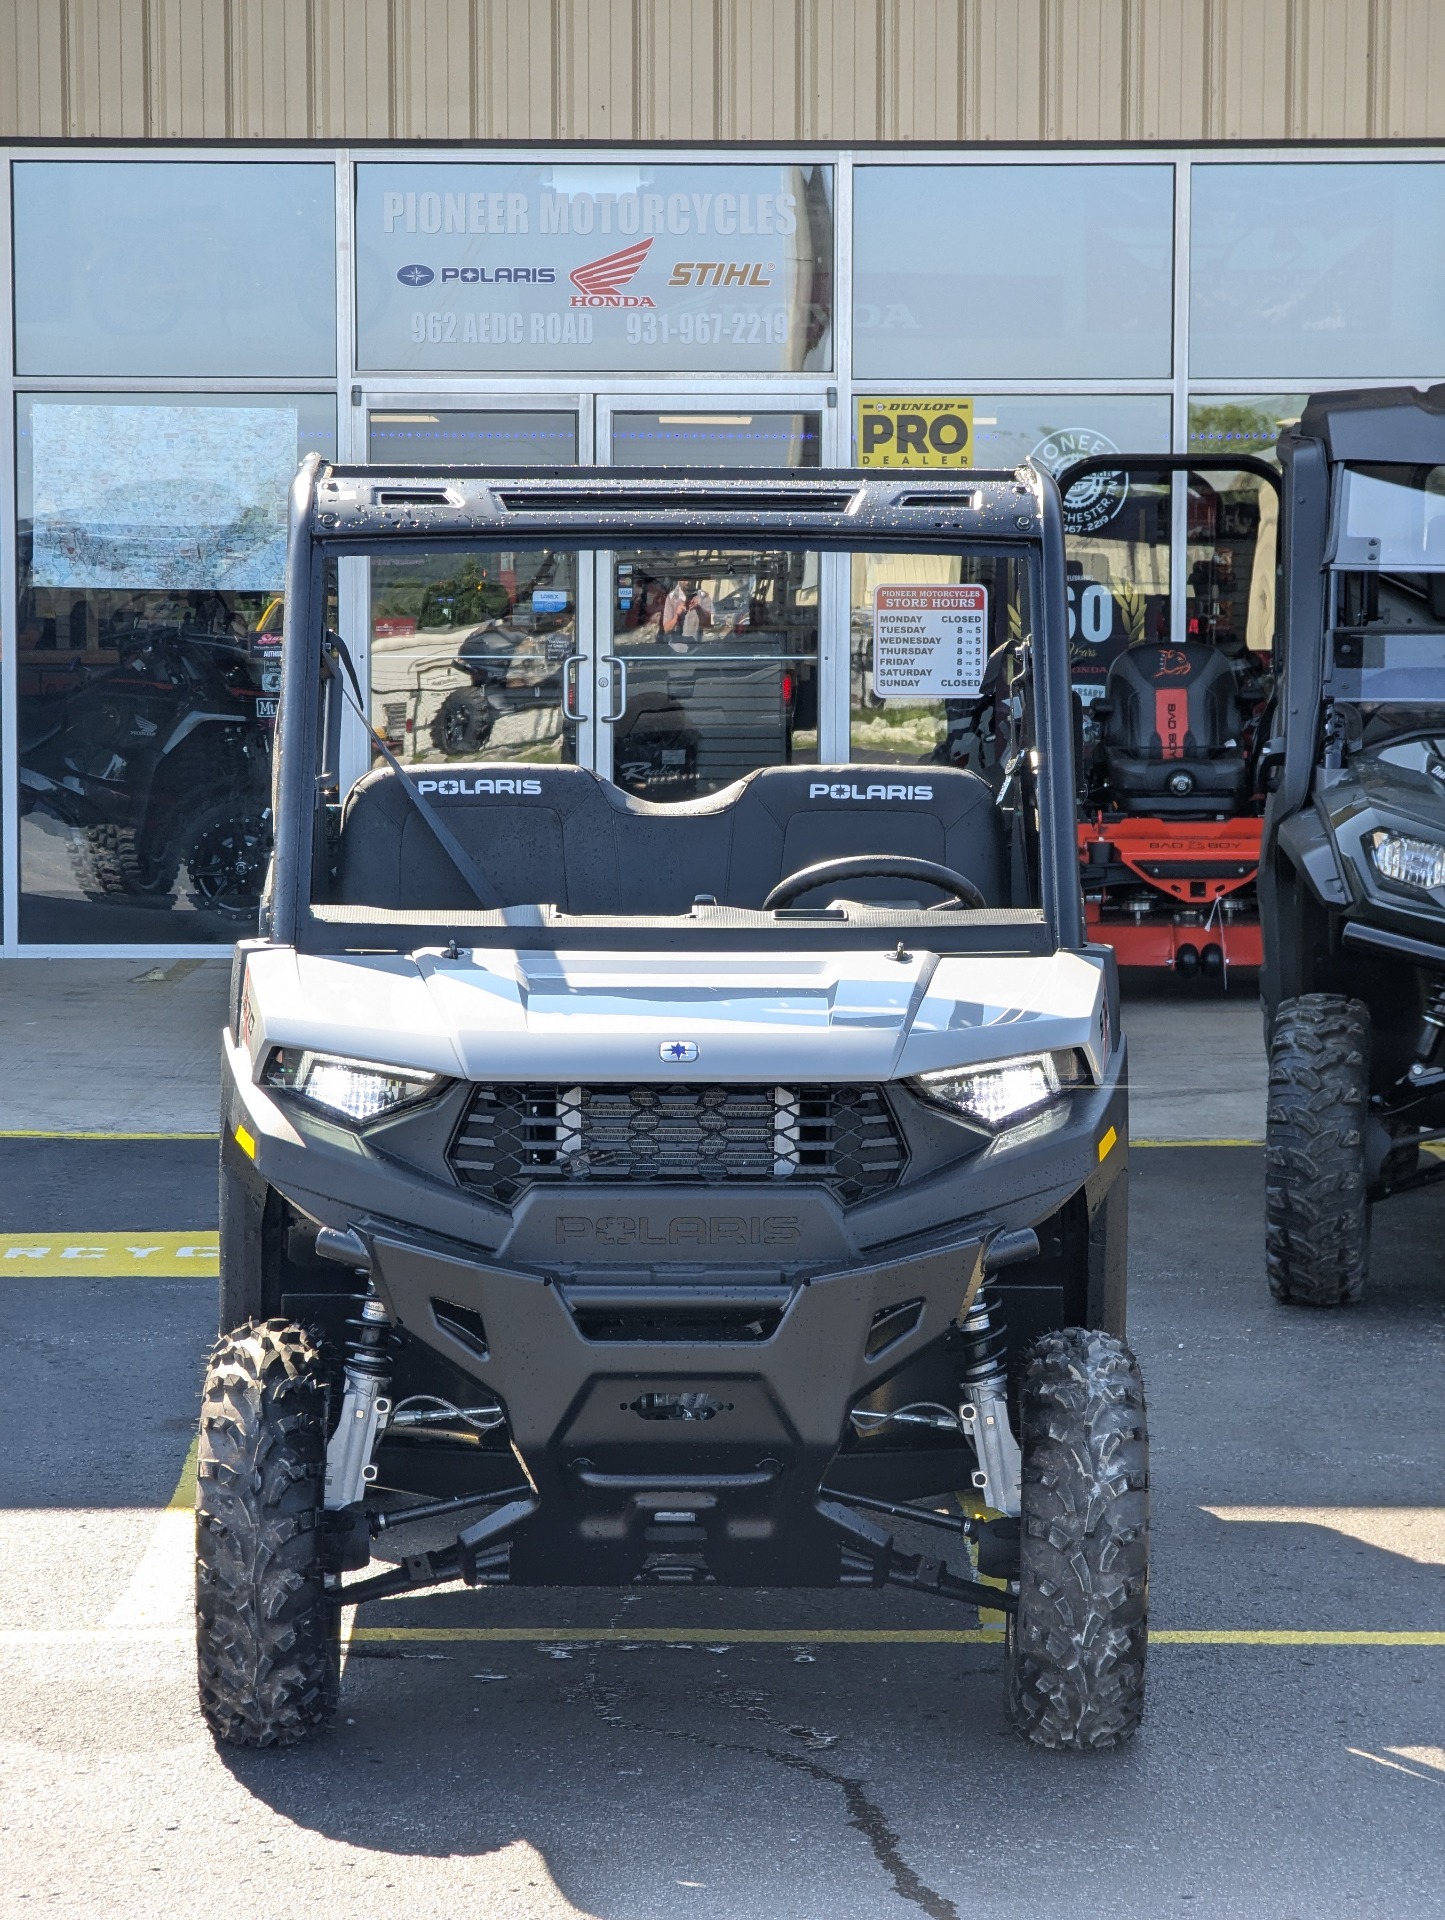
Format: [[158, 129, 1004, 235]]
[[374, 487, 455, 506]]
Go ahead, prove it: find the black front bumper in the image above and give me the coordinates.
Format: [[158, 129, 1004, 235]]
[[366, 1217, 986, 1586]]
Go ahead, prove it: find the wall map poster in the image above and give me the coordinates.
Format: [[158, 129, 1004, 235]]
[[873, 584, 988, 698], [355, 162, 832, 373], [29, 402, 298, 591]]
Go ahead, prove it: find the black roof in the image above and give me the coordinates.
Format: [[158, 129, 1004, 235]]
[[303, 464, 1050, 551], [1293, 385, 1445, 463]]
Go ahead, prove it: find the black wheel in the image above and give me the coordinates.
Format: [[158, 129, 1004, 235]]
[[69, 822, 177, 905], [1265, 993, 1370, 1306], [1007, 1328, 1149, 1751], [183, 795, 271, 921], [196, 1320, 339, 1747], [431, 686, 496, 756]]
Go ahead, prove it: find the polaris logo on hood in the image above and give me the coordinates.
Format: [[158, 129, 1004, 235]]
[[809, 781, 934, 802]]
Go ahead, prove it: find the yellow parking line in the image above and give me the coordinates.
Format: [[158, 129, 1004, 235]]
[[0, 1232, 218, 1276], [1, 1624, 1442, 1650], [0, 1130, 218, 1141], [1134, 1138, 1263, 1147]]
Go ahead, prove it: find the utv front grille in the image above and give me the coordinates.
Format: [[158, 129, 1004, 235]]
[[448, 1083, 905, 1205]]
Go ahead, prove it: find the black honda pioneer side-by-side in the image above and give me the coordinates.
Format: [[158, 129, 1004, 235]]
[[203, 459, 1146, 1752], [1261, 387, 1445, 1304]]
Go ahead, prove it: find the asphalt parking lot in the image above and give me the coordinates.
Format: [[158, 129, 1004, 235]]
[[2, 971, 1443, 1919]]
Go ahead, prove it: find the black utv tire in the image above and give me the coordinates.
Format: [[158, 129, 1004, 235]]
[[196, 1319, 339, 1747], [183, 793, 271, 921], [69, 822, 178, 906], [1265, 994, 1370, 1307], [431, 686, 496, 756], [1007, 1328, 1149, 1751]]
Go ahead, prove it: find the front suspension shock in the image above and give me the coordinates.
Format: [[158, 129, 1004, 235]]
[[324, 1291, 395, 1509], [957, 1278, 1022, 1516]]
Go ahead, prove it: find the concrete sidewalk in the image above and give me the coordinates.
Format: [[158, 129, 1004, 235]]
[[0, 956, 1267, 1141]]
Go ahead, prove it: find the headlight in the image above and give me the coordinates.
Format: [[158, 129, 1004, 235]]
[[911, 1049, 1087, 1131], [263, 1048, 440, 1124], [1368, 830, 1445, 893]]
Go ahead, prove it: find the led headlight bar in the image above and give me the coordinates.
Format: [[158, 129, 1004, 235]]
[[263, 1048, 440, 1124], [1368, 829, 1445, 894], [911, 1049, 1088, 1131]]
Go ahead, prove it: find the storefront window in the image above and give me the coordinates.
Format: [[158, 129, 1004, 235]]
[[15, 394, 336, 944], [1190, 164, 1445, 380], [1188, 396, 1305, 462], [851, 395, 1172, 711], [609, 548, 819, 797], [354, 162, 833, 374], [852, 165, 1174, 380], [849, 552, 1029, 770], [13, 162, 337, 378], [611, 412, 821, 467]]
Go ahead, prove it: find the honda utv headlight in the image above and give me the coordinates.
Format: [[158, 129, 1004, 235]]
[[263, 1048, 440, 1124], [911, 1050, 1088, 1131], [1367, 830, 1445, 894]]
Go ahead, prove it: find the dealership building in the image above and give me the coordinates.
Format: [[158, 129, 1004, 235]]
[[1, 0, 1443, 955]]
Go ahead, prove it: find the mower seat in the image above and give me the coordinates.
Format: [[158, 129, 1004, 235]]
[[1099, 642, 1247, 814]]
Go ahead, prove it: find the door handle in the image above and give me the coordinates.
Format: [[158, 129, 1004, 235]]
[[560, 653, 587, 722], [599, 654, 628, 725]]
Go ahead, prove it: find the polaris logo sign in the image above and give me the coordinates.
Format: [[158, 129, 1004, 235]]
[[809, 782, 935, 801], [415, 776, 543, 796]]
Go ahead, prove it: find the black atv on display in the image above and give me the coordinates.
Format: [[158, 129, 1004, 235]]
[[1260, 387, 1445, 1305], [20, 599, 274, 922], [206, 457, 1146, 1755]]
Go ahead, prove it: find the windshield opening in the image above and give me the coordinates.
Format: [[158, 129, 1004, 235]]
[[304, 541, 1044, 947]]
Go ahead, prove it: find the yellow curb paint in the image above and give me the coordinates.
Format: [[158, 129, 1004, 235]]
[[0, 1232, 218, 1277], [1096, 1125, 1118, 1161]]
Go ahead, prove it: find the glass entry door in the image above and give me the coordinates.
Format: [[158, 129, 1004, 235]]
[[363, 403, 591, 775], [594, 402, 830, 797]]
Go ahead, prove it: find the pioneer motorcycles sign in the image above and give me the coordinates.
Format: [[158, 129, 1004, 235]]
[[356, 163, 833, 373]]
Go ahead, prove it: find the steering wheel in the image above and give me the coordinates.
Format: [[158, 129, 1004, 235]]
[[763, 855, 987, 912]]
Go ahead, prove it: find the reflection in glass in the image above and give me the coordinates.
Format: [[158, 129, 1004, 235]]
[[369, 411, 578, 466], [852, 166, 1174, 379], [15, 393, 335, 944], [849, 553, 1030, 770], [370, 551, 579, 766], [14, 162, 337, 378], [612, 413, 821, 467], [609, 549, 819, 797], [1188, 396, 1305, 464], [1191, 164, 1445, 380]]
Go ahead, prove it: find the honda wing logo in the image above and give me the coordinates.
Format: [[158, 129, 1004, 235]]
[[661, 1040, 699, 1063], [570, 238, 656, 308]]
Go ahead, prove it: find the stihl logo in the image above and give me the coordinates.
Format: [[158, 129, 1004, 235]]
[[570, 238, 655, 307], [1155, 690, 1187, 759]]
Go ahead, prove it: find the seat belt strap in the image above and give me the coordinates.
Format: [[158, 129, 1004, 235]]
[[322, 632, 502, 913]]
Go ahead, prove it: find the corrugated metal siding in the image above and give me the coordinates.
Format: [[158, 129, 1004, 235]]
[[2, 0, 1444, 143]]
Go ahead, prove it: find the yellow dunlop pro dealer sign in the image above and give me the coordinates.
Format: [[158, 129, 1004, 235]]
[[856, 396, 974, 467]]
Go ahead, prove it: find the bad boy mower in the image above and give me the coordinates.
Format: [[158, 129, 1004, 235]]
[[1058, 453, 1280, 981], [1260, 386, 1445, 1305], [203, 459, 1146, 1754]]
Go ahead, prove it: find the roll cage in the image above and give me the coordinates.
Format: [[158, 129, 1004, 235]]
[[268, 457, 1082, 954]]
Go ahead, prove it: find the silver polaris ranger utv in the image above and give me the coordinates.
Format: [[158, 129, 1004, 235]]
[[201, 457, 1147, 1754]]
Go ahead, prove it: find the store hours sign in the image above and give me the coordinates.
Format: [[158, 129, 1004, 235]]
[[873, 585, 988, 699], [355, 163, 832, 373]]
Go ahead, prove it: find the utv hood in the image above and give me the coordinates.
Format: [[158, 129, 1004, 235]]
[[244, 946, 1110, 1085]]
